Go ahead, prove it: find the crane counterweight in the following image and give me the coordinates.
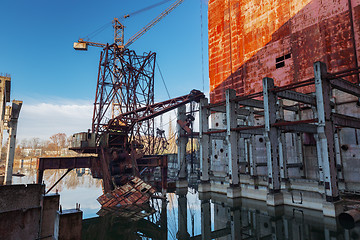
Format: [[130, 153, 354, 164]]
[[73, 42, 88, 51]]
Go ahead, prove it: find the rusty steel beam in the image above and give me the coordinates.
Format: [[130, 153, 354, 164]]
[[286, 163, 303, 168], [209, 105, 226, 112], [108, 90, 204, 130], [46, 168, 73, 194], [329, 77, 360, 98], [237, 98, 264, 108], [232, 125, 264, 135], [332, 113, 360, 129], [271, 78, 315, 92], [273, 119, 318, 133], [37, 156, 97, 171], [277, 90, 316, 105], [327, 67, 360, 80], [278, 123, 317, 133], [36, 156, 97, 184], [206, 91, 263, 109]]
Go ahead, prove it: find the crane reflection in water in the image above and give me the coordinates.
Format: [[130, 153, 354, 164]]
[[12, 165, 360, 240]]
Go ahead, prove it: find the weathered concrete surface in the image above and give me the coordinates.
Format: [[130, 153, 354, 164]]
[[56, 209, 83, 240], [208, 0, 360, 103], [41, 193, 60, 239], [0, 207, 41, 240], [0, 184, 44, 212]]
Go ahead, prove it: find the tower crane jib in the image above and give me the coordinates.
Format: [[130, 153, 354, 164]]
[[124, 0, 184, 48], [73, 0, 184, 51]]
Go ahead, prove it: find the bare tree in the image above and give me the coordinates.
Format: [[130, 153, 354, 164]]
[[50, 133, 67, 154]]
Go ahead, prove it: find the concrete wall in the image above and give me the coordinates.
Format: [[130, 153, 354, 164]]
[[0, 207, 42, 240], [208, 0, 360, 103], [0, 184, 81, 240], [0, 184, 44, 212]]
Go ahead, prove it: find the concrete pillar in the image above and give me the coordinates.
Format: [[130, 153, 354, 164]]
[[177, 105, 188, 181], [230, 208, 241, 240], [54, 208, 83, 240], [226, 89, 241, 198], [4, 100, 22, 185], [161, 155, 168, 196], [332, 101, 344, 181], [312, 106, 324, 183], [333, 129, 344, 181], [263, 77, 283, 206], [176, 189, 189, 240], [313, 62, 340, 202], [270, 217, 285, 240], [41, 193, 60, 239], [283, 218, 290, 240], [278, 100, 289, 180], [263, 77, 281, 191], [247, 108, 257, 178], [199, 98, 210, 183], [295, 106, 306, 178], [160, 199, 168, 240], [200, 197, 211, 240], [0, 76, 10, 162]]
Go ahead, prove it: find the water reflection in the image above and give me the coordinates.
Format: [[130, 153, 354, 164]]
[[11, 167, 360, 239], [12, 166, 103, 218], [83, 188, 360, 240]]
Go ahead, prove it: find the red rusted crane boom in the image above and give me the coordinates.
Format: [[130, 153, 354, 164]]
[[107, 89, 204, 131]]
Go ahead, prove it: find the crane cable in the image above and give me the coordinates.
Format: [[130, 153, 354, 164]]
[[156, 62, 171, 99], [125, 0, 174, 18], [84, 20, 113, 41], [83, 0, 173, 41], [200, 0, 205, 92]]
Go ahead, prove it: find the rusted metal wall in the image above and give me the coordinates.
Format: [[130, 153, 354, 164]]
[[208, 0, 360, 103]]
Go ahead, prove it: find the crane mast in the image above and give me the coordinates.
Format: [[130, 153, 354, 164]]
[[71, 1, 189, 194]]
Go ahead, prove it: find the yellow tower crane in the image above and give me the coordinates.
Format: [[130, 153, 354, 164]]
[[73, 0, 184, 51]]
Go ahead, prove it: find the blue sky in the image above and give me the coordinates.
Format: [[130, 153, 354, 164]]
[[0, 0, 209, 140]]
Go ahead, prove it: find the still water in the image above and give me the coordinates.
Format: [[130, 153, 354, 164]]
[[12, 167, 360, 239]]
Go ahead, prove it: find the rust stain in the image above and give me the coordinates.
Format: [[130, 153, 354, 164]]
[[208, 0, 360, 103], [97, 176, 156, 208]]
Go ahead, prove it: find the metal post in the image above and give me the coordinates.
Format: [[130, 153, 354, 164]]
[[199, 98, 210, 182], [4, 100, 22, 185], [226, 89, 239, 186], [314, 61, 339, 202], [263, 77, 281, 192], [177, 105, 188, 180]]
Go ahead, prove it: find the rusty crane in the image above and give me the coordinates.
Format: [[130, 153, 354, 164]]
[[36, 0, 203, 199]]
